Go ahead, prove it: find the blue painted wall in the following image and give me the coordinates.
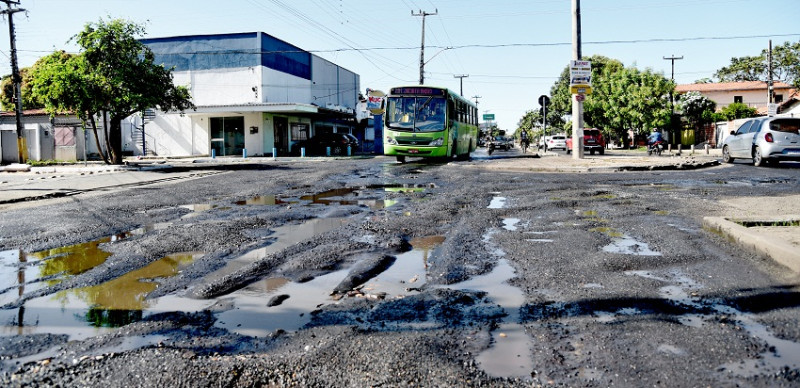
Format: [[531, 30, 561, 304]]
[[142, 32, 311, 80]]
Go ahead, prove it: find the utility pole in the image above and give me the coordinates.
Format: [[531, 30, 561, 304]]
[[571, 0, 584, 159], [412, 9, 437, 85], [472, 95, 481, 106], [1, 0, 26, 163], [768, 40, 774, 105], [453, 74, 468, 96], [663, 55, 683, 81], [663, 55, 683, 144]]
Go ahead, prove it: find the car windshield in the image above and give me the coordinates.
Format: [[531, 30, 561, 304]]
[[386, 96, 446, 132]]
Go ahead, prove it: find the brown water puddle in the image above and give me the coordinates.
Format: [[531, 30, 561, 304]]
[[0, 252, 201, 339], [0, 229, 147, 306]]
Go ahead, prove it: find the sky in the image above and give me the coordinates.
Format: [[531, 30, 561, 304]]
[[1, 0, 798, 130]]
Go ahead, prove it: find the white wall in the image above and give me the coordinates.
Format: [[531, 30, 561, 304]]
[[173, 67, 263, 106], [263, 67, 312, 104]]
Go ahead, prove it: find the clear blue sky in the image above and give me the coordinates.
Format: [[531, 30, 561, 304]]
[[2, 0, 798, 130]]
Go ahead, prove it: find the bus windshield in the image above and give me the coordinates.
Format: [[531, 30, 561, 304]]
[[386, 96, 446, 132]]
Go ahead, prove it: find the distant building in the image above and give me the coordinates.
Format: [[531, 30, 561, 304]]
[[125, 32, 361, 157], [0, 109, 85, 163], [676, 81, 796, 115]]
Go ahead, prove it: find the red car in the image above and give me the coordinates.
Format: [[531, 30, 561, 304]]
[[566, 128, 606, 155]]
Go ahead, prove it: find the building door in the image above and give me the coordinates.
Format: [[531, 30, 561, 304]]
[[210, 117, 244, 156], [273, 116, 288, 155]]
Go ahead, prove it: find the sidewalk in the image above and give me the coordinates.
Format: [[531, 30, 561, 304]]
[[1, 149, 798, 273]]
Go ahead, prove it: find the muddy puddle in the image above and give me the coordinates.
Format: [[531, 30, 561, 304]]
[[623, 269, 800, 376], [0, 252, 202, 340], [0, 229, 149, 307], [233, 185, 427, 210]]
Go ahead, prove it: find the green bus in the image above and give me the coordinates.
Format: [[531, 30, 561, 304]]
[[383, 86, 479, 163]]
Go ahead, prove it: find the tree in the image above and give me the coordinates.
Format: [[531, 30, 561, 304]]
[[546, 56, 673, 144], [1, 67, 42, 111], [714, 40, 800, 88], [677, 91, 716, 129], [716, 102, 758, 121], [28, 18, 194, 164]]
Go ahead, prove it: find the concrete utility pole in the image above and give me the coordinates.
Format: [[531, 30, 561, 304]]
[[663, 55, 683, 139], [571, 0, 584, 159], [768, 40, 774, 105], [453, 74, 468, 96], [412, 9, 437, 85], [1, 0, 26, 163]]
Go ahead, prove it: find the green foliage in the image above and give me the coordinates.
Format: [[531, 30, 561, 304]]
[[716, 102, 758, 121], [715, 40, 800, 88], [677, 91, 716, 128], [544, 56, 672, 142], [27, 18, 194, 164], [1, 68, 43, 111]]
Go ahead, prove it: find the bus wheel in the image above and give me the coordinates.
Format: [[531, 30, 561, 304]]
[[396, 155, 406, 163]]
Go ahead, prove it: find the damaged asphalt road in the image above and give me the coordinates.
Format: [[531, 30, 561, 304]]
[[0, 156, 799, 387]]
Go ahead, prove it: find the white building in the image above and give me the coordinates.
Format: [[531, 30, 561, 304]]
[[128, 32, 361, 157]]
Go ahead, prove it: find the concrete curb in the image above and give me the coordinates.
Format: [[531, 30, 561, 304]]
[[703, 216, 800, 273]]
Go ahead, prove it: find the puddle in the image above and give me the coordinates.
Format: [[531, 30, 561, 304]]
[[233, 185, 420, 210], [502, 218, 520, 231], [0, 229, 147, 307], [454, 258, 532, 379], [0, 252, 202, 340], [362, 236, 445, 297], [215, 269, 350, 336], [215, 235, 446, 335], [488, 196, 506, 209], [199, 217, 348, 285], [602, 235, 661, 256], [625, 269, 800, 376]]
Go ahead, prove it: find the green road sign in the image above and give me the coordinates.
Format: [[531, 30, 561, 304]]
[[482, 114, 495, 121]]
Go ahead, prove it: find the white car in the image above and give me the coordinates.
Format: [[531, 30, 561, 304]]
[[545, 135, 567, 150], [722, 117, 800, 166]]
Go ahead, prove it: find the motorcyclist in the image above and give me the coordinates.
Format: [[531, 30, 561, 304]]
[[647, 129, 664, 147], [647, 128, 665, 155]]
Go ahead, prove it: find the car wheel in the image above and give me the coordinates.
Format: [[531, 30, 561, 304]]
[[599, 148, 605, 155], [396, 155, 406, 163], [332, 146, 344, 155], [753, 147, 765, 167], [590, 150, 595, 155], [722, 146, 734, 163]]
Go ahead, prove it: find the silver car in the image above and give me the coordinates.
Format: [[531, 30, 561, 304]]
[[546, 135, 567, 150], [722, 117, 800, 166]]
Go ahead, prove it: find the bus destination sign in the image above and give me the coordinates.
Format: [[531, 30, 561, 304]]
[[391, 87, 446, 96]]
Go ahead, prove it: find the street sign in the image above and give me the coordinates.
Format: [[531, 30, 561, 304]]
[[483, 114, 495, 121], [570, 85, 592, 95], [569, 60, 592, 95], [575, 94, 585, 102], [538, 95, 550, 107]]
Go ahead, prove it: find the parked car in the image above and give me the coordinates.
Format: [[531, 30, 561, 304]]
[[544, 135, 567, 151], [566, 128, 606, 155], [722, 116, 800, 166], [293, 132, 359, 156]]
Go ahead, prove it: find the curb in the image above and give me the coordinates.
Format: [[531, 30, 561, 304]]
[[703, 216, 800, 273]]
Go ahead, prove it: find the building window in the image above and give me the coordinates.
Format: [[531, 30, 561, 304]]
[[774, 94, 783, 103], [734, 96, 743, 104], [291, 123, 309, 141]]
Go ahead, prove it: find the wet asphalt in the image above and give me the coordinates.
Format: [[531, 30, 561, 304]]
[[0, 149, 799, 387]]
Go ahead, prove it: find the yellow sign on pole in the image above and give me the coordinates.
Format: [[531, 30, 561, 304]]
[[570, 85, 592, 95]]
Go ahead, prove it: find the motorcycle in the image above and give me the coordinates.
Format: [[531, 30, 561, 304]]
[[520, 138, 530, 153], [487, 141, 495, 155], [647, 141, 664, 156]]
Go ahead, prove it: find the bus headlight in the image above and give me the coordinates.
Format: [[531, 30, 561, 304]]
[[386, 136, 398, 145], [430, 137, 444, 146]]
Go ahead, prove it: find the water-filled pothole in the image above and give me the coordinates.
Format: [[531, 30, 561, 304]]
[[0, 252, 202, 340]]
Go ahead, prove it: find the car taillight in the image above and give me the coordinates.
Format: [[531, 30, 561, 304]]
[[765, 133, 774, 143]]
